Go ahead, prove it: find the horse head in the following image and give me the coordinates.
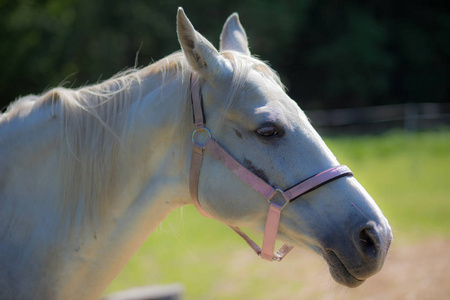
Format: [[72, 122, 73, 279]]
[[177, 8, 392, 287]]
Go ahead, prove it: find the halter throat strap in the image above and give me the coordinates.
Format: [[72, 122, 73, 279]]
[[188, 75, 353, 261]]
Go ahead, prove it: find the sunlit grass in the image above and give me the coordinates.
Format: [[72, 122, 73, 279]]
[[325, 129, 450, 237], [104, 129, 450, 299]]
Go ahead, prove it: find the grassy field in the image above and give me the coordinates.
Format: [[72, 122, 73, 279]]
[[103, 129, 450, 299], [326, 129, 450, 237]]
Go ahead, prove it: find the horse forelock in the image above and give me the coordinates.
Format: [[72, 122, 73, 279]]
[[219, 51, 285, 117]]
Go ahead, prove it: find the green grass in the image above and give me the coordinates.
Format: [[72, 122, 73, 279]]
[[104, 129, 450, 299], [325, 129, 450, 237]]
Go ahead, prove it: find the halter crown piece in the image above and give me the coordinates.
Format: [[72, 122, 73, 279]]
[[188, 75, 354, 261]]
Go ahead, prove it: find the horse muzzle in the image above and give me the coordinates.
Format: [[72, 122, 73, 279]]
[[321, 218, 393, 287]]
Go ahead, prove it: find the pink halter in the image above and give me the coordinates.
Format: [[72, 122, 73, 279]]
[[188, 75, 353, 261]]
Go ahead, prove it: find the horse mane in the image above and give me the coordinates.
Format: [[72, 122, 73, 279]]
[[0, 51, 283, 228], [56, 52, 193, 227], [58, 69, 143, 226]]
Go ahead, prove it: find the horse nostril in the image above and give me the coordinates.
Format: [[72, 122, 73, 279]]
[[358, 227, 380, 258]]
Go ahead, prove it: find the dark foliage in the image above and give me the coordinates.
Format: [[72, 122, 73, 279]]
[[1, 1, 448, 111]]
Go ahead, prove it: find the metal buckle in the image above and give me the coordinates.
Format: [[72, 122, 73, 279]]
[[267, 188, 289, 210], [192, 127, 212, 148], [257, 252, 282, 261]]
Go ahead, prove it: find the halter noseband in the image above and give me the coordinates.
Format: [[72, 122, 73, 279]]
[[188, 75, 353, 261]]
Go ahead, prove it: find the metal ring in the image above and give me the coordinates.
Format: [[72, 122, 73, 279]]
[[192, 127, 212, 147], [268, 188, 289, 210]]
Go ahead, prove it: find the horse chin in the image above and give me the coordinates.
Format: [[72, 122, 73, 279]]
[[323, 250, 365, 288]]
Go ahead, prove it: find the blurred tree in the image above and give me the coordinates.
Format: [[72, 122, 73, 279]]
[[0, 0, 448, 111]]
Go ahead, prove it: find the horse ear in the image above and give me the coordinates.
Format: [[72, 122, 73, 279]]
[[220, 13, 251, 56], [177, 8, 230, 78]]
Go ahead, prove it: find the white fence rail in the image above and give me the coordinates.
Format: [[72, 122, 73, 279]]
[[304, 103, 450, 134]]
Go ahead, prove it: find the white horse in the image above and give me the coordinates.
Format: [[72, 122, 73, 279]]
[[0, 8, 392, 300]]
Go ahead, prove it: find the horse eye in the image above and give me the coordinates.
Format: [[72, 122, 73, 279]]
[[256, 125, 278, 137]]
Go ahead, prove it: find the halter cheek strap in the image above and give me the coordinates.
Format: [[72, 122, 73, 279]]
[[188, 75, 353, 261]]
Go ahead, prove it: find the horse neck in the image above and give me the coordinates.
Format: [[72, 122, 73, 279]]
[[0, 66, 194, 300], [58, 68, 195, 299], [113, 66, 193, 211]]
